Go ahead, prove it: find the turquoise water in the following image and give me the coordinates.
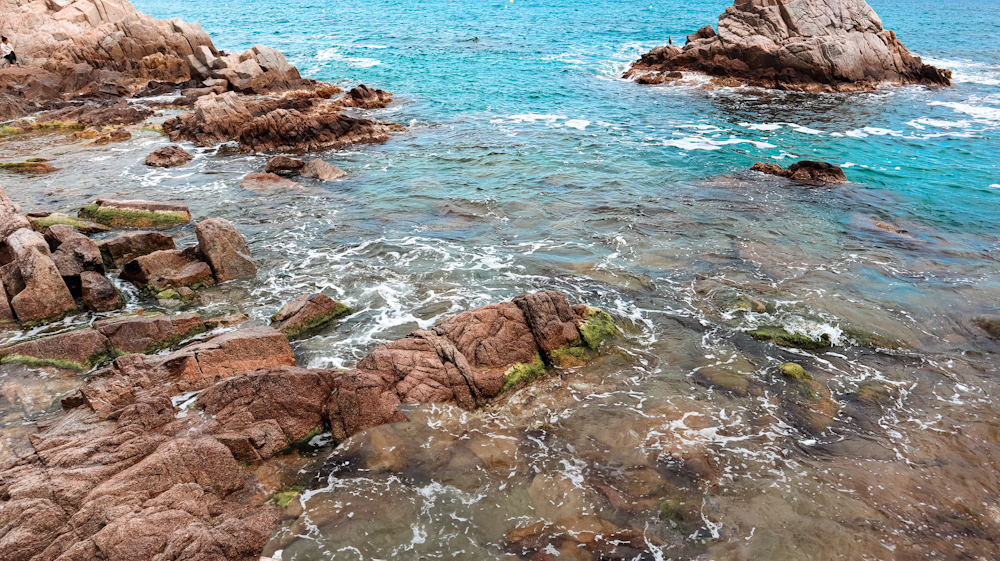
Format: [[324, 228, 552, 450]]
[[6, 0, 1000, 558]]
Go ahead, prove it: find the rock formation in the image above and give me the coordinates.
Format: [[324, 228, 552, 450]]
[[751, 159, 848, 182], [625, 0, 952, 91], [145, 145, 195, 167], [0, 291, 618, 561]]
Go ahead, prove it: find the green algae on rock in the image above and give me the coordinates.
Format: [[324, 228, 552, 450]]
[[974, 318, 1000, 339], [79, 199, 191, 229], [779, 362, 812, 381], [550, 344, 593, 368], [28, 212, 112, 234], [0, 161, 59, 173], [502, 352, 547, 392], [579, 306, 618, 350], [270, 293, 351, 340], [268, 482, 306, 508], [0, 354, 91, 372], [747, 325, 832, 350]]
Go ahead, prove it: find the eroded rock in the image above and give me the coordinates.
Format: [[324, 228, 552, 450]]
[[751, 160, 848, 183], [264, 155, 305, 174], [0, 186, 31, 241], [146, 145, 195, 168], [624, 0, 952, 91], [300, 159, 346, 180], [270, 293, 350, 339]]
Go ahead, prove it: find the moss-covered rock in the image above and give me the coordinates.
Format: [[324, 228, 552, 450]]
[[0, 162, 59, 173], [578, 306, 618, 350], [271, 294, 351, 340], [550, 344, 593, 368], [0, 354, 88, 371], [747, 326, 832, 350], [28, 212, 111, 235], [694, 367, 751, 396], [779, 362, 812, 381], [267, 482, 306, 508], [79, 199, 191, 229], [975, 318, 1000, 339], [502, 353, 547, 392]]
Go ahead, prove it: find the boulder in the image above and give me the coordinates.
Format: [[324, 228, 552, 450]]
[[301, 159, 347, 180], [47, 225, 104, 293], [337, 84, 393, 109], [264, 155, 305, 174], [751, 160, 848, 183], [79, 199, 191, 229], [240, 172, 304, 191], [80, 270, 124, 312], [0, 162, 59, 174], [120, 249, 215, 290], [0, 186, 31, 241], [270, 293, 350, 339], [99, 230, 176, 269], [195, 218, 257, 282], [624, 0, 952, 91], [27, 212, 111, 235], [0, 328, 112, 370], [5, 228, 77, 326], [145, 145, 195, 167], [94, 312, 207, 354]]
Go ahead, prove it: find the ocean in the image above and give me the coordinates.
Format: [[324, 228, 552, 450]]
[[7, 0, 1000, 558]]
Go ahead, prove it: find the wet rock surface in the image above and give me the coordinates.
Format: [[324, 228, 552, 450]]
[[4, 228, 77, 326], [270, 293, 350, 339], [240, 172, 304, 191], [751, 160, 848, 183], [79, 199, 192, 229], [94, 312, 207, 354], [300, 158, 346, 180], [624, 0, 952, 91], [145, 145, 195, 168], [99, 230, 176, 270], [195, 218, 257, 282], [121, 249, 215, 290], [79, 270, 123, 312]]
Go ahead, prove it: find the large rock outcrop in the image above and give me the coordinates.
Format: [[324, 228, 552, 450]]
[[0, 1, 305, 101], [625, 0, 952, 91], [0, 292, 619, 561]]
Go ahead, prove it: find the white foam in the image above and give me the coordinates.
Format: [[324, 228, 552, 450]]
[[923, 56, 1000, 86], [565, 119, 590, 130], [507, 113, 566, 123], [929, 100, 1000, 123], [664, 135, 776, 151], [741, 122, 782, 131]]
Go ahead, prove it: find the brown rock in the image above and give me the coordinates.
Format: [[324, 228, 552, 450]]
[[751, 160, 848, 183], [120, 249, 215, 290], [624, 0, 951, 91], [99, 230, 176, 269], [0, 186, 31, 241], [264, 155, 305, 174], [80, 271, 123, 312], [195, 218, 256, 282], [337, 84, 393, 109], [49, 228, 104, 292], [270, 293, 349, 339], [94, 312, 206, 354], [0, 262, 25, 299], [145, 146, 195, 168], [240, 172, 304, 191], [512, 290, 585, 353], [0, 328, 112, 369], [5, 228, 77, 325], [199, 366, 338, 460], [0, 279, 16, 329], [300, 159, 346, 180]]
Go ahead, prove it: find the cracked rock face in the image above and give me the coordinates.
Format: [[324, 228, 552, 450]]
[[625, 0, 951, 91]]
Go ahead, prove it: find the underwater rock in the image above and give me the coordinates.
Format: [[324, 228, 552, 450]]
[[300, 158, 346, 180], [120, 249, 215, 290], [751, 160, 848, 183], [0, 328, 113, 371], [94, 312, 207, 354], [145, 145, 195, 167], [99, 230, 176, 269], [4, 228, 78, 326], [28, 212, 111, 235], [270, 293, 350, 339], [747, 325, 832, 349], [264, 155, 305, 174], [694, 366, 751, 396], [195, 217, 257, 282], [975, 318, 1000, 339], [80, 270, 124, 312], [0, 161, 59, 174], [79, 198, 191, 229], [240, 172, 304, 191], [624, 0, 952, 91]]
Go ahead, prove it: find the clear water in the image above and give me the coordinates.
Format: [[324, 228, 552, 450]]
[[2, 0, 1000, 558]]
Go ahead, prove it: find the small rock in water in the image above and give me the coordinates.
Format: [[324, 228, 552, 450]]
[[751, 160, 848, 183], [145, 145, 195, 167], [240, 172, 305, 192], [270, 293, 350, 339], [120, 249, 215, 291], [195, 217, 257, 282], [300, 159, 346, 180], [265, 155, 305, 174]]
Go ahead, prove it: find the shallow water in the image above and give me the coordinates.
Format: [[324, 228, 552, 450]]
[[3, 0, 1000, 558]]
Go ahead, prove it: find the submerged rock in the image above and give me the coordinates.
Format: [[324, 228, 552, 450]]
[[301, 159, 347, 180], [975, 318, 1000, 339], [79, 199, 191, 229], [751, 160, 848, 183], [195, 218, 257, 282], [270, 293, 350, 339], [337, 84, 393, 109], [240, 172, 304, 191], [99, 230, 177, 269], [624, 0, 952, 91], [747, 325, 832, 349], [145, 145, 195, 167], [265, 155, 305, 174], [0, 161, 58, 174]]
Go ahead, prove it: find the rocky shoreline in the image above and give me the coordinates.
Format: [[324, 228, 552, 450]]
[[624, 0, 952, 92]]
